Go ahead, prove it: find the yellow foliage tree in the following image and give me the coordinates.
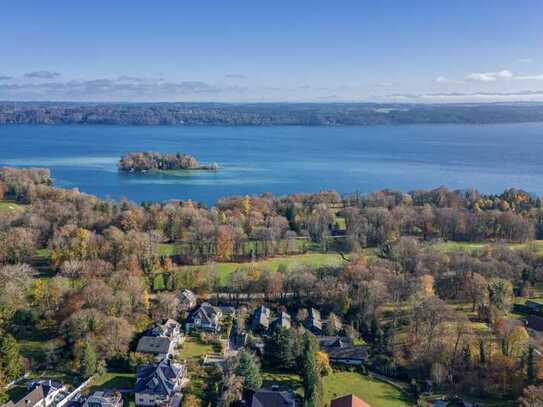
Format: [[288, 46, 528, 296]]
[[142, 289, 150, 311], [419, 274, 435, 297], [32, 279, 47, 307], [316, 351, 332, 376], [241, 195, 251, 216]]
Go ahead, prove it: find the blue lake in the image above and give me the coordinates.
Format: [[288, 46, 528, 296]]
[[1, 123, 542, 205]]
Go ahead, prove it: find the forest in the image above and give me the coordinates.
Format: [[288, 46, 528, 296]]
[[2, 102, 543, 126], [2, 167, 543, 406]]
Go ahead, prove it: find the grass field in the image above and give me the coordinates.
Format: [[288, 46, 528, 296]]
[[0, 200, 24, 214], [178, 337, 214, 360], [87, 372, 136, 393], [173, 252, 345, 284], [323, 372, 412, 407], [260, 370, 411, 407], [433, 240, 543, 253], [261, 369, 302, 393]]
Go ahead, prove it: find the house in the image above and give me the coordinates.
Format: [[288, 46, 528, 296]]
[[136, 319, 182, 360], [525, 299, 543, 314], [304, 308, 322, 335], [2, 381, 67, 407], [330, 394, 371, 407], [83, 391, 123, 407], [231, 331, 248, 350], [271, 312, 291, 331], [526, 314, 543, 333], [187, 302, 222, 332], [252, 305, 271, 332], [318, 336, 368, 365], [136, 336, 175, 360], [243, 388, 296, 407], [177, 289, 197, 312], [325, 314, 343, 334], [148, 319, 182, 340], [135, 358, 187, 407]]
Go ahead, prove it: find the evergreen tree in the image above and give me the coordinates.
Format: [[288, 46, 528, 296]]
[[79, 341, 97, 379], [300, 332, 323, 407], [235, 351, 262, 391], [0, 334, 22, 381], [265, 328, 297, 370], [527, 344, 535, 384]]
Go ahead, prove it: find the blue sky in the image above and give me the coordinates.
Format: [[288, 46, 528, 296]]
[[1, 1, 542, 102]]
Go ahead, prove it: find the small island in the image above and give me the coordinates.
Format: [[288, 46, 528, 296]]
[[118, 152, 219, 173]]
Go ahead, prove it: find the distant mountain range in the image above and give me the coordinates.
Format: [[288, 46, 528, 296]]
[[1, 101, 543, 126]]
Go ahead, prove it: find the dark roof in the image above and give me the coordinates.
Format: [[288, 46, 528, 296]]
[[86, 390, 122, 407], [326, 345, 368, 361], [192, 302, 221, 324], [318, 336, 353, 349], [135, 359, 185, 397], [252, 306, 271, 330], [27, 379, 64, 394], [179, 289, 196, 304], [318, 336, 368, 361], [249, 389, 295, 407], [330, 394, 371, 407], [527, 314, 543, 331], [219, 306, 236, 317], [136, 336, 172, 354]]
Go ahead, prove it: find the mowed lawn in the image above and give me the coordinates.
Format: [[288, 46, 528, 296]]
[[173, 252, 345, 284], [260, 370, 411, 407], [178, 337, 214, 360], [323, 372, 412, 407], [261, 369, 302, 393], [433, 240, 543, 253], [0, 200, 24, 214], [87, 372, 136, 393]]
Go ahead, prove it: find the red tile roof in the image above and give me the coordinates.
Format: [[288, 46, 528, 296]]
[[330, 394, 371, 407]]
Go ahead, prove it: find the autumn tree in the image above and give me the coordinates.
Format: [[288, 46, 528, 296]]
[[519, 385, 543, 407], [216, 225, 235, 261]]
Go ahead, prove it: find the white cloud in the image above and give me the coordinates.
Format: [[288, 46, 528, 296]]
[[434, 76, 449, 83], [515, 74, 543, 81], [518, 58, 533, 64], [466, 70, 513, 82]]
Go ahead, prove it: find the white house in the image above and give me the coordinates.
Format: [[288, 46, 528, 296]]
[[134, 359, 187, 407], [187, 302, 222, 332]]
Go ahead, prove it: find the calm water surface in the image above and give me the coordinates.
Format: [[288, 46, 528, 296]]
[[0, 123, 542, 205]]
